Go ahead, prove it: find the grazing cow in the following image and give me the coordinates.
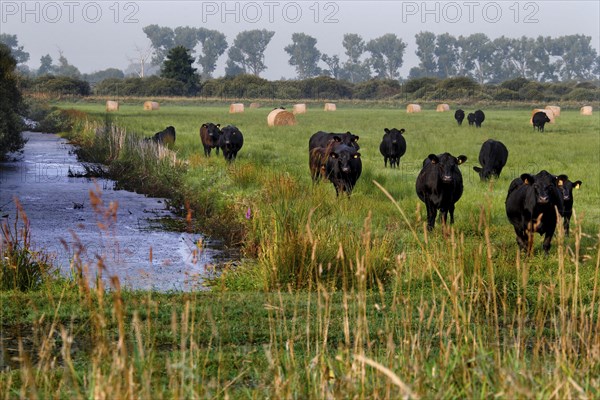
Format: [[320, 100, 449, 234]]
[[505, 170, 563, 255], [556, 175, 582, 236], [416, 153, 467, 230], [324, 144, 362, 196], [473, 139, 509, 180], [467, 113, 476, 126], [474, 110, 485, 128], [309, 131, 360, 151], [455, 109, 465, 126], [199, 123, 222, 157], [532, 111, 551, 132], [219, 125, 244, 162], [149, 126, 176, 145], [379, 128, 407, 168]]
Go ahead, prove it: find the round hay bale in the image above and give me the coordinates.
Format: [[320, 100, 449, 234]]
[[267, 109, 297, 127], [106, 100, 119, 112], [580, 106, 593, 116], [530, 108, 555, 124], [545, 105, 560, 117], [436, 103, 450, 112], [407, 104, 421, 113], [324, 103, 336, 111], [143, 101, 160, 111], [293, 103, 307, 114], [229, 103, 245, 113], [249, 102, 261, 109]]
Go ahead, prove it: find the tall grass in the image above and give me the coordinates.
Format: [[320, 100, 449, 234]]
[[0, 198, 598, 397], [0, 200, 54, 291], [1, 101, 596, 396]]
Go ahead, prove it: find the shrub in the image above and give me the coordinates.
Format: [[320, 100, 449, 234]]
[[403, 77, 439, 93], [31, 75, 90, 95], [562, 88, 599, 101], [353, 79, 402, 99], [493, 88, 519, 101], [500, 77, 530, 91]]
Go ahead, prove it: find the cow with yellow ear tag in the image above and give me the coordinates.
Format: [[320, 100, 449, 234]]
[[557, 175, 583, 236]]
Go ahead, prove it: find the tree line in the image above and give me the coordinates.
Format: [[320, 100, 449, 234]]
[[3, 29, 598, 85]]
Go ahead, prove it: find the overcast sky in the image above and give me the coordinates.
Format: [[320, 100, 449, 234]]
[[2, 0, 599, 79]]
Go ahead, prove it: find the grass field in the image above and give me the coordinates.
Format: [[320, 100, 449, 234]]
[[1, 101, 599, 398]]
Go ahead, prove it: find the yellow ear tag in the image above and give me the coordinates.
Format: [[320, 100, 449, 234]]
[[557, 180, 564, 186], [575, 184, 581, 189]]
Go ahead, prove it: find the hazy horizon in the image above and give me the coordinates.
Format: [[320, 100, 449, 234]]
[[2, 0, 599, 80]]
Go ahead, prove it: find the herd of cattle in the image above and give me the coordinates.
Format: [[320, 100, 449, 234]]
[[146, 108, 582, 256]]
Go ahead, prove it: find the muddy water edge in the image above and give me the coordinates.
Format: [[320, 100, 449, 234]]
[[0, 131, 238, 292]]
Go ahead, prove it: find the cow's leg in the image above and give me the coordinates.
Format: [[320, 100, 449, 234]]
[[384, 157, 388, 168], [449, 204, 455, 224], [426, 201, 437, 230], [542, 227, 555, 256], [513, 226, 528, 252], [564, 214, 571, 236]]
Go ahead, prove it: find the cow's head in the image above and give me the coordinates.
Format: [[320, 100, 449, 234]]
[[384, 128, 405, 144], [429, 153, 467, 183], [330, 146, 361, 174], [557, 175, 582, 201], [221, 125, 241, 147], [203, 123, 222, 142], [521, 171, 558, 205], [473, 165, 496, 180]]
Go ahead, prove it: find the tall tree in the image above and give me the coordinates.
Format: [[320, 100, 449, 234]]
[[55, 51, 81, 78], [285, 33, 322, 79], [321, 54, 341, 79], [0, 43, 26, 160], [38, 54, 54, 76], [340, 33, 371, 83], [143, 24, 175, 65], [456, 34, 493, 83], [0, 33, 29, 64], [435, 33, 458, 78], [225, 30, 275, 76], [161, 46, 199, 95], [367, 34, 406, 80], [553, 35, 598, 81], [197, 29, 228, 79], [414, 31, 437, 77]]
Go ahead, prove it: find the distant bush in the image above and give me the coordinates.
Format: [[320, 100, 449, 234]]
[[29, 75, 90, 95], [404, 77, 439, 93], [492, 88, 519, 101], [562, 88, 599, 101], [500, 77, 530, 92], [353, 79, 401, 99], [94, 76, 185, 96]]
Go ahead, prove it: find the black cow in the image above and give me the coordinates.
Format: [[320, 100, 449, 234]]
[[199, 123, 222, 156], [455, 109, 465, 126], [219, 125, 244, 162], [474, 110, 485, 128], [556, 175, 582, 236], [505, 170, 563, 255], [379, 128, 407, 168], [148, 126, 176, 145], [473, 139, 509, 180], [324, 144, 362, 196], [416, 153, 467, 230], [532, 111, 551, 132], [308, 131, 360, 151], [467, 113, 476, 126]]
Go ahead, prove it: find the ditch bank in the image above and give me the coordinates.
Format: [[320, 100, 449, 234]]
[[0, 131, 237, 291]]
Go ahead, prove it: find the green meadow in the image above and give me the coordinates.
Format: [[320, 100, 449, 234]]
[[1, 101, 599, 398]]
